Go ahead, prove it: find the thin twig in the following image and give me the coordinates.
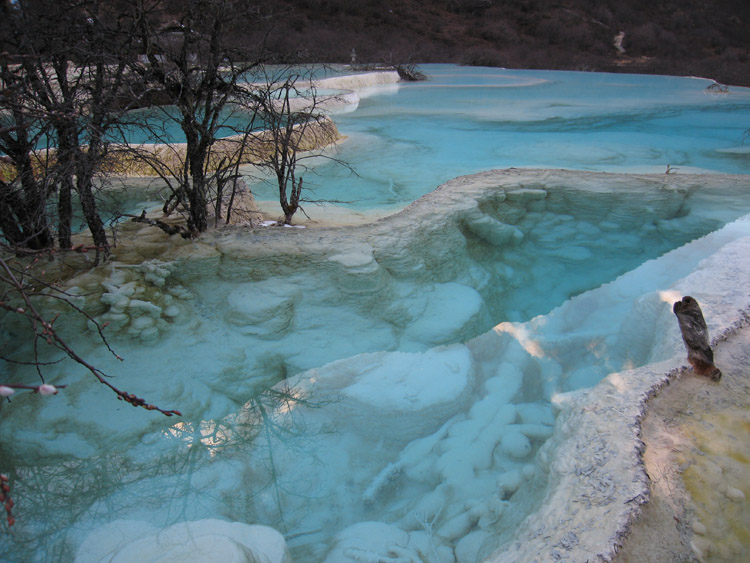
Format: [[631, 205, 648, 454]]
[[0, 256, 181, 416]]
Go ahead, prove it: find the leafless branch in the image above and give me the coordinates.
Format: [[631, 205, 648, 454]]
[[0, 255, 181, 416]]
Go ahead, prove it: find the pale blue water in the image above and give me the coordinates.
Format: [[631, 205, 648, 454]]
[[2, 66, 750, 562], [249, 65, 750, 209]]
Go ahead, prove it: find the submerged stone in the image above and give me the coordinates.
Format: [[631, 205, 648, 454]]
[[225, 281, 297, 337], [75, 519, 290, 563], [298, 344, 475, 443], [403, 283, 485, 346]]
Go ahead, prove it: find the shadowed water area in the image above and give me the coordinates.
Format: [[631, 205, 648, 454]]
[[1, 66, 750, 562]]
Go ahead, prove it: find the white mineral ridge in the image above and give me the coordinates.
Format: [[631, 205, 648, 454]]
[[292, 71, 401, 114], [225, 280, 297, 337], [488, 212, 750, 400], [324, 521, 409, 562], [314, 71, 401, 92], [74, 519, 290, 563], [456, 530, 493, 563], [715, 145, 750, 154], [498, 430, 532, 460], [327, 246, 377, 270], [486, 233, 750, 561], [226, 280, 298, 324]]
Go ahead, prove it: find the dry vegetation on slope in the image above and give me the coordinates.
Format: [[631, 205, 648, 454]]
[[264, 0, 750, 86]]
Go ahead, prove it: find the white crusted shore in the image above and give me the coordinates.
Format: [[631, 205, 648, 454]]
[[469, 175, 750, 561], [486, 263, 750, 563]]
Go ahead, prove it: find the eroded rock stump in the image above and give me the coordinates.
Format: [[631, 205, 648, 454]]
[[673, 295, 722, 381]]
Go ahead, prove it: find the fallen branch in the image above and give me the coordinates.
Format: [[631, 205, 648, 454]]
[[126, 210, 193, 239]]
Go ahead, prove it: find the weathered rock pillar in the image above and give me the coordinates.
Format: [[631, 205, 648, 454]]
[[673, 295, 722, 381]]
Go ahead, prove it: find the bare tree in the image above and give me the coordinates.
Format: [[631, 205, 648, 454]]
[[127, 0, 269, 235], [248, 66, 347, 225], [0, 0, 150, 261], [0, 68, 55, 251]]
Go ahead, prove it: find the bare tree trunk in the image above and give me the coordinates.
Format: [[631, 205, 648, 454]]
[[0, 115, 54, 250], [16, 158, 53, 250], [57, 177, 73, 250], [188, 155, 209, 233], [76, 141, 109, 257], [224, 173, 245, 225], [0, 175, 52, 250], [282, 176, 301, 225], [0, 183, 27, 246], [77, 178, 108, 255], [54, 125, 77, 250]]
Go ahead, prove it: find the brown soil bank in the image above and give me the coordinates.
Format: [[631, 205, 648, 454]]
[[615, 329, 750, 562]]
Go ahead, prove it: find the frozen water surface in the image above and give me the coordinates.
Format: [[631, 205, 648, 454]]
[[2, 67, 750, 561]]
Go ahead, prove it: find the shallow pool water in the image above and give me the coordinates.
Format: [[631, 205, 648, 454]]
[[2, 67, 750, 562], [249, 65, 750, 210]]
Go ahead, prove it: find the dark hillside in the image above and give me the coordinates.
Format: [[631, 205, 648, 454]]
[[264, 0, 750, 86]]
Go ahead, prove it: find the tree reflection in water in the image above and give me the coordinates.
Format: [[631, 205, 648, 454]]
[[4, 382, 334, 561]]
